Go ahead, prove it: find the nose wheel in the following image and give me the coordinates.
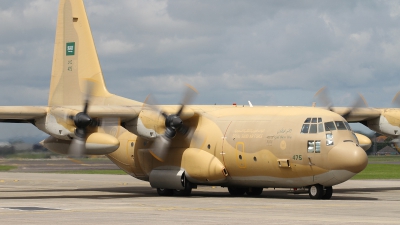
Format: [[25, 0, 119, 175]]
[[308, 184, 333, 199]]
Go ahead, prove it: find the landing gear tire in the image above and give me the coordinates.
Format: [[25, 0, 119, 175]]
[[157, 188, 174, 196], [174, 187, 192, 196], [322, 186, 333, 199], [228, 187, 246, 196], [174, 179, 193, 196], [246, 187, 263, 196], [309, 184, 323, 199]]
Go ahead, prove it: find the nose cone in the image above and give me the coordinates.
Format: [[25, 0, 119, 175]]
[[329, 142, 368, 173]]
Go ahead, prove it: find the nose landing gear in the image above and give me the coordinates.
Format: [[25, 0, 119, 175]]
[[308, 184, 333, 199]]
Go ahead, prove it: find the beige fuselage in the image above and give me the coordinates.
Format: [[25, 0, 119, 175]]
[[107, 105, 367, 189]]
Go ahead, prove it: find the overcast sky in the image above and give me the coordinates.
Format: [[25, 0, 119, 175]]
[[1, 0, 400, 141]]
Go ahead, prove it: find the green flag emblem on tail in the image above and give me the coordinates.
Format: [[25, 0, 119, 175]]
[[66, 42, 75, 56]]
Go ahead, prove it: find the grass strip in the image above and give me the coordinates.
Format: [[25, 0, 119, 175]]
[[52, 170, 127, 175], [0, 165, 17, 171], [352, 164, 400, 179]]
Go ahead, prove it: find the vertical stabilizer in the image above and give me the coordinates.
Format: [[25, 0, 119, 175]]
[[49, 0, 139, 106]]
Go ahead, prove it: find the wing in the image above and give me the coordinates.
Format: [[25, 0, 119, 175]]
[[0, 106, 141, 123], [0, 106, 48, 123], [330, 107, 381, 122], [85, 105, 141, 122]]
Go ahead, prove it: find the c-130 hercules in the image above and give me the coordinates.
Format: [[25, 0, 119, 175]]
[[0, 0, 369, 199]]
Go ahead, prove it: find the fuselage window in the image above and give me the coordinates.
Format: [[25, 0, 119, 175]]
[[335, 121, 347, 130], [326, 133, 334, 146], [307, 140, 321, 153], [308, 141, 315, 153], [324, 122, 336, 131], [315, 141, 321, 153]]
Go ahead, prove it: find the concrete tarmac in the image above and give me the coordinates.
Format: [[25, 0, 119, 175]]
[[1, 172, 400, 224]]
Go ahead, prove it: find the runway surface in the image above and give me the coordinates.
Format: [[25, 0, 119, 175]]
[[1, 174, 400, 224], [0, 160, 400, 224]]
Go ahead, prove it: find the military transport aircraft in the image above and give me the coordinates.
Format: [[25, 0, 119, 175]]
[[0, 0, 369, 200]]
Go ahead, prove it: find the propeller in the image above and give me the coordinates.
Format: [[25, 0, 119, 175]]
[[314, 87, 333, 111], [392, 91, 400, 107], [147, 84, 198, 162], [314, 87, 367, 120], [390, 92, 400, 149], [68, 80, 95, 158]]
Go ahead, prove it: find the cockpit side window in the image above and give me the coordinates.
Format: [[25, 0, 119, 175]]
[[344, 121, 352, 131], [335, 121, 347, 130], [301, 124, 310, 133], [324, 122, 336, 131]]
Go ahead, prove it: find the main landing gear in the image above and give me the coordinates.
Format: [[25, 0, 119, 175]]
[[308, 184, 332, 199], [228, 187, 263, 196], [156, 187, 193, 196], [156, 182, 194, 197]]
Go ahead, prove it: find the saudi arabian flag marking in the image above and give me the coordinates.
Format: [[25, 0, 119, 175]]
[[66, 42, 75, 56]]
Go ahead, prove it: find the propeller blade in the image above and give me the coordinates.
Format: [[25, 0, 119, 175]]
[[83, 80, 95, 114], [342, 93, 368, 119], [314, 86, 333, 111], [314, 87, 368, 119], [145, 84, 198, 161], [143, 94, 168, 118], [149, 135, 171, 162], [392, 91, 400, 107], [68, 135, 86, 158], [100, 117, 120, 136], [177, 84, 198, 116], [66, 79, 97, 158]]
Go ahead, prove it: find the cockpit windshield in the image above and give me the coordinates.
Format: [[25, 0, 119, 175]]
[[301, 118, 352, 134], [301, 117, 324, 134], [324, 121, 352, 131], [324, 122, 336, 131], [335, 121, 347, 130]]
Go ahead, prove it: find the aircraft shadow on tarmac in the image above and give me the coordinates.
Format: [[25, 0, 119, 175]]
[[2, 186, 397, 201]]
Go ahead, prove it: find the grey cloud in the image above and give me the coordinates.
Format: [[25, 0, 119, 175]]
[[1, 0, 400, 140]]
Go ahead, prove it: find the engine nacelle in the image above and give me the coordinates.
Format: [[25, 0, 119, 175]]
[[41, 132, 120, 155], [36, 113, 74, 140], [354, 132, 372, 151], [367, 110, 400, 136], [124, 110, 159, 140]]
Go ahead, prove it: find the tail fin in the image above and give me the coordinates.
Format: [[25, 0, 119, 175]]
[[48, 0, 139, 106]]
